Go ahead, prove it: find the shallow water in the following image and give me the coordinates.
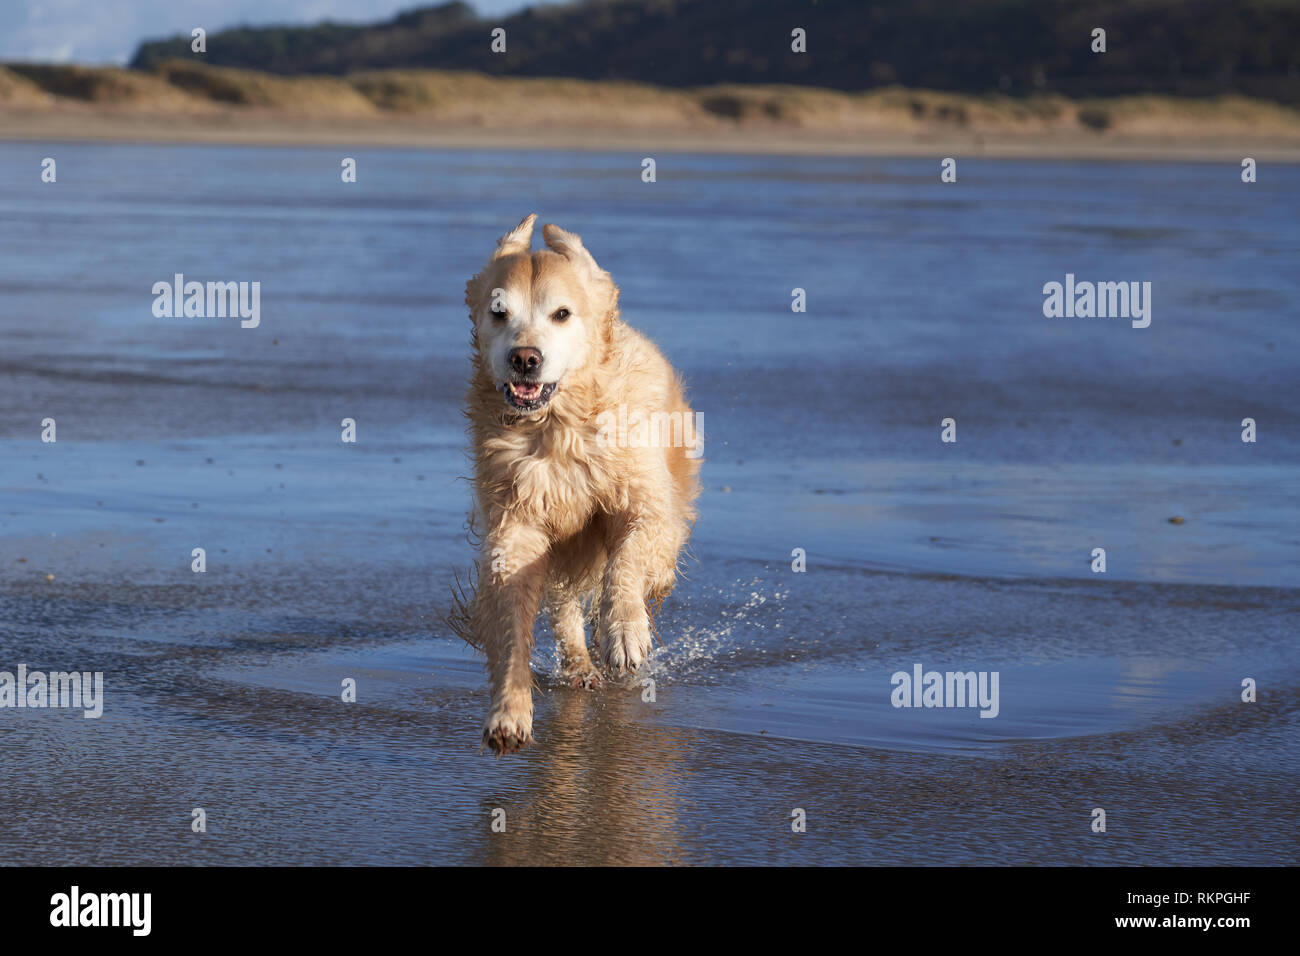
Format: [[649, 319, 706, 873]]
[[0, 143, 1296, 864]]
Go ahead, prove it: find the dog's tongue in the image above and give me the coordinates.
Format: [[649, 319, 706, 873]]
[[513, 382, 542, 400]]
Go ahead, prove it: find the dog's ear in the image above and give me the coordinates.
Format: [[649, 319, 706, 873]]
[[466, 213, 538, 314], [542, 223, 620, 328], [494, 213, 537, 260], [541, 223, 601, 274]]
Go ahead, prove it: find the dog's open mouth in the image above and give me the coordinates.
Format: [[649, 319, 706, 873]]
[[504, 380, 556, 412]]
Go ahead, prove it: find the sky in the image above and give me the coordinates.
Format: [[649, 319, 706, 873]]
[[0, 0, 533, 65]]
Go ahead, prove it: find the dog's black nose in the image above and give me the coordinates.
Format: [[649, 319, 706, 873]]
[[508, 347, 542, 373]]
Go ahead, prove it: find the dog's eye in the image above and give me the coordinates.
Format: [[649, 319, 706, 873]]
[[552, 308, 571, 322], [490, 306, 508, 321]]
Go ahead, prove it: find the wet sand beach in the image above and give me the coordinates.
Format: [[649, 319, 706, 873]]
[[5, 107, 1300, 162], [0, 143, 1296, 864]]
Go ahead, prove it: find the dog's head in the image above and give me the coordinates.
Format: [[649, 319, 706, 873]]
[[465, 214, 618, 417]]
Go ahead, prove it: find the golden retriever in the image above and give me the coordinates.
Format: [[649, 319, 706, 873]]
[[455, 214, 702, 754]]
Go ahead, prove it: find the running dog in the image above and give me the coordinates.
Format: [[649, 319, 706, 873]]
[[455, 214, 701, 754]]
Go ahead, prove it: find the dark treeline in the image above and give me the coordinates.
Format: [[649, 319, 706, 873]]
[[129, 0, 1300, 104]]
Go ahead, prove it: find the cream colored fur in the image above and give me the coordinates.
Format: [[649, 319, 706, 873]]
[[459, 214, 701, 754]]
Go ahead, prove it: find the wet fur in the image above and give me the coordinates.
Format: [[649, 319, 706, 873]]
[[452, 214, 701, 754]]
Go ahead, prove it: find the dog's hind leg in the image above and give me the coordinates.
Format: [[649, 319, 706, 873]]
[[546, 589, 600, 689]]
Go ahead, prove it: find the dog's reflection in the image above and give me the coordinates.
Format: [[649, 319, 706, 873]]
[[480, 676, 691, 866]]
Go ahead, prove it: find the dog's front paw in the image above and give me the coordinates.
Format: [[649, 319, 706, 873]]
[[561, 662, 602, 689], [600, 618, 652, 678], [482, 699, 533, 755]]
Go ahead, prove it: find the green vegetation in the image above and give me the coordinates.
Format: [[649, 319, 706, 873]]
[[128, 0, 1300, 104]]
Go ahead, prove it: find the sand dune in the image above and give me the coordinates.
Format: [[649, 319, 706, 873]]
[[0, 65, 52, 106], [3, 60, 1299, 160]]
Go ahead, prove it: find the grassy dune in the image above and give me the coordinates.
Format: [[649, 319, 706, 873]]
[[4, 60, 1299, 159], [155, 61, 377, 114], [6, 63, 205, 109], [0, 65, 52, 106]]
